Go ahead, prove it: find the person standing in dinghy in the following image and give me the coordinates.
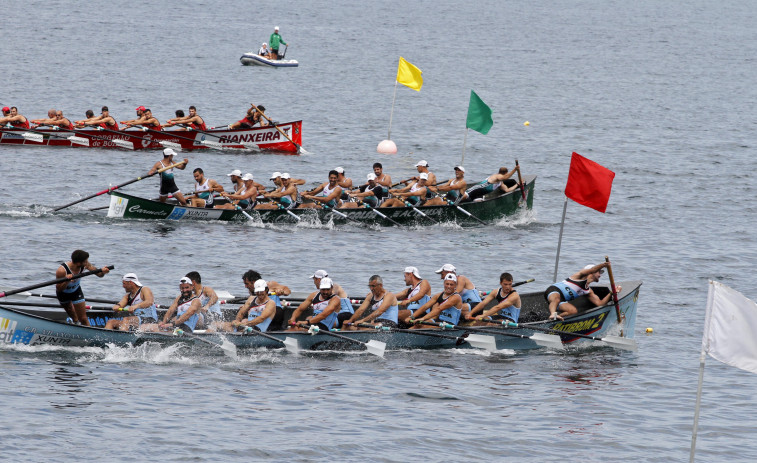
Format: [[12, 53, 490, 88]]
[[269, 26, 288, 60]]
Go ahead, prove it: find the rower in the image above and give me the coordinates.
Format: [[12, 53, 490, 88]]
[[30, 109, 56, 128], [340, 172, 389, 208], [147, 148, 189, 205], [406, 273, 463, 328], [217, 173, 257, 211], [394, 266, 431, 323], [1, 106, 9, 118], [343, 275, 399, 329], [55, 249, 110, 326], [373, 162, 392, 194], [229, 104, 268, 129], [104, 273, 158, 331], [466, 272, 522, 325], [74, 109, 97, 128], [144, 277, 202, 333], [300, 170, 343, 209], [380, 172, 430, 207], [459, 167, 518, 203], [269, 26, 288, 60], [413, 160, 437, 191], [307, 269, 353, 328], [258, 172, 300, 210], [545, 263, 620, 321], [242, 269, 290, 329], [124, 108, 161, 131], [435, 263, 482, 307], [188, 168, 224, 208], [258, 42, 271, 58], [76, 106, 119, 130], [221, 279, 276, 332], [334, 167, 353, 200], [0, 106, 31, 129], [185, 271, 222, 329], [288, 277, 341, 331], [165, 105, 207, 131], [120, 105, 147, 126], [424, 166, 467, 206]]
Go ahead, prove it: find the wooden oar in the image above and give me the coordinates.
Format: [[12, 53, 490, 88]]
[[356, 323, 497, 352], [306, 325, 385, 357], [242, 326, 299, 353], [515, 160, 527, 201], [501, 321, 637, 351], [0, 265, 114, 298], [417, 321, 563, 349], [173, 328, 237, 358], [52, 161, 187, 211], [98, 126, 182, 150], [249, 102, 309, 154], [605, 256, 622, 323]]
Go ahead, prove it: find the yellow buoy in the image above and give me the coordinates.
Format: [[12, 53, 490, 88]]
[[523, 121, 530, 126], [645, 327, 653, 334]]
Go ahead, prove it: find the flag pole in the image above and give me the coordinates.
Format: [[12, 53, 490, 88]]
[[461, 128, 468, 166], [690, 281, 716, 462], [387, 81, 399, 140], [553, 197, 569, 282]]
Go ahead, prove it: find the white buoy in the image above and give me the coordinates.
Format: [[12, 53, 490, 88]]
[[377, 139, 397, 154]]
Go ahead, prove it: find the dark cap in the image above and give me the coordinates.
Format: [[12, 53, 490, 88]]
[[101, 106, 109, 112]]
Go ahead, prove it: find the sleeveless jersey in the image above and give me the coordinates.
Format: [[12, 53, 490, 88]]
[[311, 292, 339, 330], [189, 119, 207, 131], [246, 297, 274, 332], [366, 294, 399, 324], [320, 183, 340, 208], [175, 295, 200, 331], [552, 278, 591, 302], [495, 288, 520, 322], [128, 286, 158, 322], [100, 119, 119, 130], [405, 282, 431, 312], [60, 262, 83, 293], [199, 287, 221, 315], [10, 118, 30, 129], [195, 178, 214, 206], [436, 292, 462, 325]]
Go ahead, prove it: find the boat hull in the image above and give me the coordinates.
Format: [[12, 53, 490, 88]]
[[240, 53, 299, 67], [0, 122, 303, 153], [105, 175, 536, 226]]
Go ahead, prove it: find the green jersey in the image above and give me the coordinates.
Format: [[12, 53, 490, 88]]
[[269, 32, 286, 50]]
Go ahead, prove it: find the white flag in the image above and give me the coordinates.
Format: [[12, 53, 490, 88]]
[[703, 281, 757, 374]]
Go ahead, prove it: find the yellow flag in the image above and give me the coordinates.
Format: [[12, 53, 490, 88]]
[[396, 57, 423, 91]]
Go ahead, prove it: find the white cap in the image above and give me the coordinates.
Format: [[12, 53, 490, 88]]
[[366, 173, 377, 181], [584, 264, 605, 274], [275, 26, 279, 30], [281, 173, 291, 179], [253, 279, 267, 292], [227, 169, 242, 177], [310, 269, 328, 279], [415, 160, 429, 167], [241, 173, 254, 181], [122, 273, 142, 286], [163, 148, 176, 157], [444, 273, 458, 282], [262, 42, 267, 47], [454, 165, 465, 172], [404, 266, 421, 278], [335, 167, 344, 174], [419, 172, 429, 180], [179, 276, 193, 285], [435, 263, 457, 274], [270, 171, 282, 179], [319, 277, 333, 289]]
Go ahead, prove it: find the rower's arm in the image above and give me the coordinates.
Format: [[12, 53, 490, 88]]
[[468, 291, 497, 318], [162, 297, 180, 324], [346, 297, 372, 324], [289, 293, 315, 325], [420, 295, 461, 322], [55, 265, 71, 291], [175, 300, 202, 325], [203, 287, 218, 311], [361, 293, 397, 323], [244, 300, 276, 327], [309, 297, 340, 325], [410, 295, 436, 320], [480, 292, 520, 318], [268, 281, 291, 296], [112, 294, 130, 311], [234, 296, 254, 322], [132, 287, 155, 310]]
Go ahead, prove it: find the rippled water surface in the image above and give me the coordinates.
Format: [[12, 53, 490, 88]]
[[1, 1, 756, 461]]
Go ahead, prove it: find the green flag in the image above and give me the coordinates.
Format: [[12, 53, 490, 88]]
[[466, 90, 493, 134]]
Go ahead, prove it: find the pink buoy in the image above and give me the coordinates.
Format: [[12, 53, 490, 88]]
[[377, 139, 397, 154]]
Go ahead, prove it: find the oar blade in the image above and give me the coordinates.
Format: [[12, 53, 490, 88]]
[[112, 138, 135, 150], [22, 132, 44, 143], [297, 146, 310, 155], [201, 139, 224, 149], [601, 336, 638, 351], [365, 339, 386, 357], [530, 333, 564, 349], [67, 136, 90, 146], [159, 141, 182, 150], [220, 338, 238, 359], [283, 336, 300, 354], [465, 334, 498, 352], [241, 143, 260, 151]]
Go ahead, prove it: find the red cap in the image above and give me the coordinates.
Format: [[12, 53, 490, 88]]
[[1, 106, 9, 112], [135, 106, 146, 111]]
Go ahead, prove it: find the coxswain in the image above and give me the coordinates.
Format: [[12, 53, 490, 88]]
[[185, 271, 222, 329], [406, 273, 464, 328], [120, 105, 147, 126], [165, 105, 207, 131], [188, 168, 224, 208], [221, 279, 277, 332], [55, 249, 110, 326], [435, 263, 482, 306], [340, 172, 388, 208], [288, 277, 341, 331], [78, 106, 119, 130], [466, 272, 522, 325], [147, 148, 188, 205], [228, 104, 268, 129], [424, 166, 467, 206], [394, 266, 432, 323], [0, 106, 31, 129], [269, 26, 288, 60], [545, 263, 620, 321], [124, 108, 161, 131], [300, 170, 343, 209], [104, 273, 158, 331], [258, 172, 300, 210], [459, 167, 518, 203], [216, 173, 258, 211], [143, 277, 202, 333], [343, 275, 399, 329], [380, 172, 430, 207]]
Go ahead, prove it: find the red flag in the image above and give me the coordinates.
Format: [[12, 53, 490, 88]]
[[564, 152, 615, 213]]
